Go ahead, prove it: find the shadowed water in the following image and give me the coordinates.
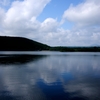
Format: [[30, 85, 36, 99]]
[[0, 52, 100, 100]]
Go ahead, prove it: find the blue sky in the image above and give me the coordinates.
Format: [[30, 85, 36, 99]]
[[0, 0, 100, 46], [38, 0, 84, 21], [37, 0, 84, 29]]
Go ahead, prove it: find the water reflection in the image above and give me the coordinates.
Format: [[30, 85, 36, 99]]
[[0, 54, 47, 65], [64, 77, 100, 100], [0, 52, 100, 100]]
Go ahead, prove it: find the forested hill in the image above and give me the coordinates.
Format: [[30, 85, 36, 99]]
[[0, 36, 50, 51], [50, 46, 100, 52], [0, 36, 100, 52]]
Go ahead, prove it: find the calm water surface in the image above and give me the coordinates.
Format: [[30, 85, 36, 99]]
[[0, 52, 100, 100]]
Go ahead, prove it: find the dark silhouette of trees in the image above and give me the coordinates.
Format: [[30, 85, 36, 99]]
[[0, 36, 50, 51], [0, 36, 100, 52]]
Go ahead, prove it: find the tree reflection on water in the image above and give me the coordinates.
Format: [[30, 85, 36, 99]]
[[0, 52, 100, 100]]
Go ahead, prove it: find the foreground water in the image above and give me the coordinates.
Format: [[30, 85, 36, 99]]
[[0, 51, 100, 100]]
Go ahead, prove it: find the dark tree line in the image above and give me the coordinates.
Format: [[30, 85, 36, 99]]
[[0, 36, 50, 51], [50, 46, 100, 52], [0, 36, 100, 52]]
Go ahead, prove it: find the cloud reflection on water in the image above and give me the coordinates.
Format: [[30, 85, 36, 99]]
[[0, 53, 100, 100]]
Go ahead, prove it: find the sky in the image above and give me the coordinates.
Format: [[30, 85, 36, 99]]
[[0, 0, 100, 46]]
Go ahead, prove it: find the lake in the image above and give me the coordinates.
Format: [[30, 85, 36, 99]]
[[0, 51, 100, 100]]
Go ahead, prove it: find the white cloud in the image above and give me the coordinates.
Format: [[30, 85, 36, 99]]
[[41, 18, 58, 32], [0, 8, 5, 24], [2, 0, 51, 36], [0, 8, 5, 34], [4, 0, 50, 27], [63, 0, 100, 27], [58, 0, 100, 46]]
